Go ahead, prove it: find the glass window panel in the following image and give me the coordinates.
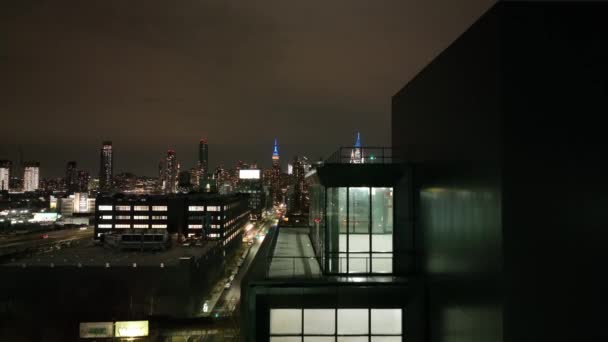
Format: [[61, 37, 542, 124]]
[[339, 234, 347, 253], [371, 254, 392, 273], [371, 188, 393, 234], [371, 234, 392, 252], [371, 309, 402, 335], [304, 337, 335, 342], [349, 188, 370, 234], [271, 337, 301, 342], [337, 309, 368, 335], [337, 337, 368, 342], [339, 253, 348, 273], [371, 337, 401, 342], [348, 255, 369, 273], [271, 309, 302, 334], [349, 234, 369, 252], [304, 309, 335, 334]]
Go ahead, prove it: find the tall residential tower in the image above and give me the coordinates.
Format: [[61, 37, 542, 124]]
[[164, 149, 178, 194], [22, 161, 40, 192], [199, 138, 209, 180], [0, 160, 11, 191], [99, 141, 113, 191]]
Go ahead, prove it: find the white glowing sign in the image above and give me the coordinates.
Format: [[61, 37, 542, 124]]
[[114, 320, 149, 337], [79, 322, 114, 338], [239, 169, 261, 179]]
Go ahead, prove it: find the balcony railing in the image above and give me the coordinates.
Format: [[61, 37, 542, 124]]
[[324, 147, 400, 165]]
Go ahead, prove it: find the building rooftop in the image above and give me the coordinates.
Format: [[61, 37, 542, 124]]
[[1, 239, 219, 268], [268, 227, 321, 278], [324, 146, 400, 164]]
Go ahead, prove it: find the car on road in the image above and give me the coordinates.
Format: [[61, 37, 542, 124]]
[[224, 282, 231, 289], [40, 233, 49, 239]]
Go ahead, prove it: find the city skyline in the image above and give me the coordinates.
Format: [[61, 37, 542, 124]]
[[0, 0, 494, 176]]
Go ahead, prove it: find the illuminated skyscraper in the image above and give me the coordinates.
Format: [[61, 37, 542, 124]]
[[165, 149, 178, 194], [350, 132, 363, 164], [0, 160, 11, 191], [23, 161, 40, 192], [65, 161, 78, 193], [271, 138, 281, 204], [199, 138, 209, 180], [77, 170, 89, 192], [288, 155, 310, 215], [99, 141, 113, 191]]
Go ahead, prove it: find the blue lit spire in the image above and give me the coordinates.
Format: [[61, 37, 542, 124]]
[[354, 132, 361, 148], [272, 138, 279, 159]]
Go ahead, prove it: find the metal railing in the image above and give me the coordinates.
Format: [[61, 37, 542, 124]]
[[265, 255, 324, 279], [324, 147, 401, 165]]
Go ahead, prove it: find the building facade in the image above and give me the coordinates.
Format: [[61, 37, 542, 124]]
[[271, 138, 281, 204], [185, 193, 250, 244], [241, 147, 422, 342], [164, 149, 178, 194], [199, 138, 209, 181], [65, 161, 78, 193], [0, 160, 11, 191], [22, 161, 40, 192], [99, 141, 113, 191], [390, 2, 608, 341], [94, 193, 250, 245]]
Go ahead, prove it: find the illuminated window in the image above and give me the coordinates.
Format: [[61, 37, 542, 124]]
[[207, 206, 220, 211], [133, 224, 149, 228], [116, 215, 131, 220], [269, 308, 402, 341], [98, 224, 112, 228], [133, 206, 149, 211], [134, 216, 148, 220], [98, 205, 113, 211], [188, 206, 205, 211], [152, 216, 167, 220], [152, 206, 167, 211], [115, 205, 131, 211], [100, 215, 113, 220], [115, 224, 130, 229], [151, 224, 167, 228], [189, 224, 203, 229]]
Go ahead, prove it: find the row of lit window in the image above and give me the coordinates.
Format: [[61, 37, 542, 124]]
[[188, 205, 222, 212], [99, 215, 167, 220], [98, 205, 167, 211], [97, 224, 167, 229], [270, 308, 402, 339]]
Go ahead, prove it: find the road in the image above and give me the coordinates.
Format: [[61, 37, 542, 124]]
[[212, 218, 273, 315]]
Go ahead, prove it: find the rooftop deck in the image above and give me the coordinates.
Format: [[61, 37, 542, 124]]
[[267, 227, 322, 278]]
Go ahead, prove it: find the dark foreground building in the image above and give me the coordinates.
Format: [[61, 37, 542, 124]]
[[241, 147, 424, 341], [392, 2, 608, 341], [242, 2, 608, 342]]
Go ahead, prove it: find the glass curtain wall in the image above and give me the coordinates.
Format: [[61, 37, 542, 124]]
[[325, 187, 393, 274]]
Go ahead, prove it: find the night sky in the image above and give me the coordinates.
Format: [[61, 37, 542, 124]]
[[1, 0, 493, 177]]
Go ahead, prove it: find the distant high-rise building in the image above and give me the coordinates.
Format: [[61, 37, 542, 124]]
[[271, 138, 281, 204], [23, 161, 40, 192], [350, 132, 363, 164], [99, 141, 113, 191], [190, 167, 201, 188], [65, 161, 78, 193], [77, 170, 89, 192], [199, 138, 209, 180], [288, 155, 310, 215], [164, 149, 178, 194], [0, 160, 11, 191]]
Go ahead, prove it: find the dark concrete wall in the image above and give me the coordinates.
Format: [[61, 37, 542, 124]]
[[393, 2, 608, 342], [393, 4, 503, 342], [501, 3, 608, 341]]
